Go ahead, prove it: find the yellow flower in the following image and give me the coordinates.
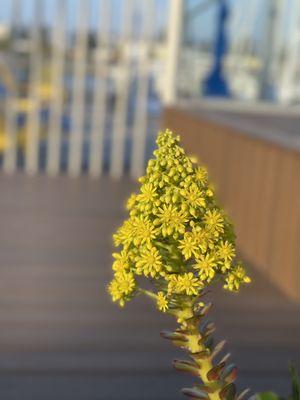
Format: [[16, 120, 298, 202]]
[[166, 274, 179, 295], [109, 129, 250, 309], [177, 272, 200, 296], [224, 264, 251, 291], [206, 186, 214, 197], [112, 250, 130, 272], [138, 183, 157, 203], [180, 183, 206, 210], [203, 209, 224, 235], [154, 204, 188, 236], [117, 271, 135, 294], [108, 271, 136, 306], [195, 167, 208, 184], [190, 225, 210, 253], [113, 219, 136, 247], [218, 240, 235, 261], [126, 193, 137, 210], [133, 216, 157, 245], [157, 291, 168, 312], [179, 233, 198, 260], [194, 253, 217, 280], [136, 244, 163, 277], [108, 279, 122, 303]]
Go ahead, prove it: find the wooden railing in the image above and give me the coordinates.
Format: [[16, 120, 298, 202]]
[[163, 105, 300, 301]]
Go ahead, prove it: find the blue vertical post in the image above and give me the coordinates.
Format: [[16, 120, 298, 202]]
[[202, 0, 230, 97]]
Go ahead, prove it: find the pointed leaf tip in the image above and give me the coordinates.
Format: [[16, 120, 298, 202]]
[[220, 363, 238, 383], [219, 383, 236, 400], [206, 362, 226, 381], [237, 388, 250, 400], [160, 330, 188, 342], [182, 387, 209, 399], [173, 359, 200, 376]]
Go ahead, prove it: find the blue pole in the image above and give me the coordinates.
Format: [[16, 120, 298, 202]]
[[202, 0, 231, 97]]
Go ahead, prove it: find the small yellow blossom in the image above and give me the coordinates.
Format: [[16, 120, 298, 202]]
[[194, 253, 217, 281], [117, 271, 136, 294], [126, 193, 137, 210], [218, 240, 235, 262], [113, 219, 136, 247], [108, 271, 136, 306], [157, 291, 168, 312], [136, 244, 163, 277], [195, 167, 208, 184], [206, 186, 214, 197], [133, 216, 157, 245], [224, 265, 251, 291], [138, 183, 157, 203], [190, 224, 210, 253], [204, 209, 224, 235], [178, 233, 198, 260], [177, 272, 200, 296], [166, 274, 179, 295], [108, 279, 122, 303], [112, 250, 130, 272], [155, 204, 188, 236], [180, 183, 206, 209]]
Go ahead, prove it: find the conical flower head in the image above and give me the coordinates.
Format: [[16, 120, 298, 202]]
[[108, 130, 250, 310]]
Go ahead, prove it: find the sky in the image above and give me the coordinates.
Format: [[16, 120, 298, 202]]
[[0, 0, 221, 40], [0, 0, 292, 46]]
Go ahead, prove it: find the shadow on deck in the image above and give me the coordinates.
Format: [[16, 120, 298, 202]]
[[0, 173, 299, 400]]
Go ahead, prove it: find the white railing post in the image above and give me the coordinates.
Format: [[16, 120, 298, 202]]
[[68, 0, 89, 177], [89, 0, 111, 178], [130, 0, 155, 178], [25, 0, 43, 175], [110, 0, 133, 179], [258, 0, 283, 100], [163, 0, 183, 105], [3, 0, 20, 174], [46, 0, 66, 176]]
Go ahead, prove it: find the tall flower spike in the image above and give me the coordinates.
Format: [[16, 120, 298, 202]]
[[108, 129, 251, 399]]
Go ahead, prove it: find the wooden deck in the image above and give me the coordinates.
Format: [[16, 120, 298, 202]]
[[0, 173, 299, 400]]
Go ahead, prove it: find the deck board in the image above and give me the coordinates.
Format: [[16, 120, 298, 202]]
[[0, 173, 299, 399]]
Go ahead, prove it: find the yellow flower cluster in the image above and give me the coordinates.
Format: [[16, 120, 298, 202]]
[[108, 130, 250, 310]]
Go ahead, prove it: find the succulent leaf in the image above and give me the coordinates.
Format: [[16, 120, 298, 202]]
[[220, 363, 238, 383], [219, 383, 236, 400], [206, 362, 226, 381], [182, 387, 210, 399], [173, 359, 200, 376]]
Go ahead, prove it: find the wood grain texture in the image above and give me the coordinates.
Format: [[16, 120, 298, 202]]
[[0, 173, 299, 399], [163, 107, 300, 301]]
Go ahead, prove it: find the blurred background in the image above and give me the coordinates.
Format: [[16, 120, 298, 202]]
[[0, 0, 299, 399]]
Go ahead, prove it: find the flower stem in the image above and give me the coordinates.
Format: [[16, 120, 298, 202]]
[[161, 298, 238, 400]]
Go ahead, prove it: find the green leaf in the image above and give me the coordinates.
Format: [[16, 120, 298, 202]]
[[289, 364, 300, 400], [255, 392, 280, 400]]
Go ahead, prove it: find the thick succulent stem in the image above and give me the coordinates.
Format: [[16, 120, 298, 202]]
[[161, 298, 238, 400]]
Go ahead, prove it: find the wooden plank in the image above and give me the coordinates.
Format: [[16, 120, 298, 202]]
[[0, 374, 293, 400], [0, 173, 299, 399]]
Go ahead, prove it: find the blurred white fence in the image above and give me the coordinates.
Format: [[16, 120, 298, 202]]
[[0, 0, 179, 178], [3, 0, 296, 179]]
